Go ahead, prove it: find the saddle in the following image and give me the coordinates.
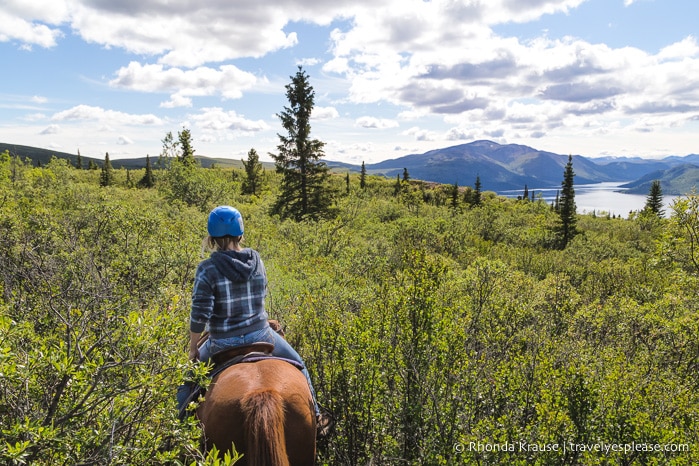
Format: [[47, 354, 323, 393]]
[[209, 341, 305, 379], [211, 341, 275, 365], [178, 321, 302, 421]]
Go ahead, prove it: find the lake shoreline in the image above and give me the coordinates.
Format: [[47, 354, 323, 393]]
[[500, 182, 679, 218]]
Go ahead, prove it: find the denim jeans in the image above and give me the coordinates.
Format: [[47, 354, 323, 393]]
[[200, 326, 320, 416]]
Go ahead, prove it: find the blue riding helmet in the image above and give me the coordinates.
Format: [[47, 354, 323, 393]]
[[207, 206, 244, 237]]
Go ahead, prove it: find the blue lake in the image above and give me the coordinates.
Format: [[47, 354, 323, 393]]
[[500, 182, 680, 218]]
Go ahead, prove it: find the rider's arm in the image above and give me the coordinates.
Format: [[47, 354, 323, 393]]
[[189, 331, 201, 361]]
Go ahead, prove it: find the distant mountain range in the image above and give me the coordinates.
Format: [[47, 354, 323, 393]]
[[328, 140, 699, 195], [0, 142, 244, 170], [2, 140, 698, 195]]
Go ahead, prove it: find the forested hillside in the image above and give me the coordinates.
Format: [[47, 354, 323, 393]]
[[1, 151, 698, 465]]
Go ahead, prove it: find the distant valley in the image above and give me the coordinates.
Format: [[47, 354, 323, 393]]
[[328, 140, 699, 196], [2, 140, 698, 196]]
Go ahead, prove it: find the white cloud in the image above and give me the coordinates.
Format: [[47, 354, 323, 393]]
[[117, 135, 133, 145], [316, 1, 699, 153], [297, 57, 322, 67], [190, 107, 270, 134], [402, 126, 437, 141], [22, 113, 47, 122], [2, 0, 587, 66], [67, 1, 307, 67], [397, 109, 427, 120], [0, 1, 69, 47], [355, 116, 399, 129], [160, 95, 193, 109], [110, 62, 259, 105], [3, 0, 342, 66], [312, 106, 340, 120], [326, 140, 378, 163], [2, 1, 70, 22], [446, 127, 475, 141], [658, 36, 699, 61], [40, 124, 59, 135], [0, 12, 63, 48], [51, 105, 164, 126], [323, 56, 350, 74]]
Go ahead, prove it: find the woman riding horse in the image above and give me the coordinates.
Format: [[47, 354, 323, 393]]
[[183, 206, 332, 457]]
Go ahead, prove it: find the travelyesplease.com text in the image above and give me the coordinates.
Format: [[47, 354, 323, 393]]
[[454, 441, 690, 455]]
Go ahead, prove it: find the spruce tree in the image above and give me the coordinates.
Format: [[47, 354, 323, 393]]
[[473, 175, 482, 207], [644, 180, 665, 217], [393, 174, 402, 196], [138, 154, 155, 188], [270, 66, 332, 221], [557, 154, 577, 247], [99, 152, 114, 187], [177, 127, 197, 167], [403, 167, 410, 183], [75, 149, 82, 169], [360, 161, 367, 190], [450, 182, 459, 209], [241, 148, 264, 196], [125, 169, 134, 188], [462, 187, 473, 206]]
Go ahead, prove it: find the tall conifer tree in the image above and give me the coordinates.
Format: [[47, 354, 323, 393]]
[[271, 66, 332, 221], [473, 175, 482, 207], [177, 127, 196, 167], [99, 152, 114, 187], [125, 169, 134, 188], [557, 155, 577, 247], [360, 161, 367, 190], [450, 182, 460, 209], [138, 154, 155, 188], [241, 148, 264, 196], [644, 180, 665, 217], [393, 174, 402, 196]]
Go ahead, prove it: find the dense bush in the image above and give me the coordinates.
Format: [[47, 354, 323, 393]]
[[1, 151, 698, 465]]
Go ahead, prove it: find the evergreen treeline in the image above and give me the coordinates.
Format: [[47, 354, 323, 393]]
[[1, 147, 698, 465]]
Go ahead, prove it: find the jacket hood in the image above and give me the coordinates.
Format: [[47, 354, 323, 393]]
[[210, 248, 260, 282]]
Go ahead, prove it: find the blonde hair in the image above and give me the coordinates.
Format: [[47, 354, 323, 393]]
[[202, 235, 243, 255]]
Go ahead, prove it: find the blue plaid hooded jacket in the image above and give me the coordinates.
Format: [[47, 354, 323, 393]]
[[189, 248, 269, 339]]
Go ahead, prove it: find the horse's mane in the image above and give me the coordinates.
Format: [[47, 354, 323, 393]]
[[241, 389, 289, 466]]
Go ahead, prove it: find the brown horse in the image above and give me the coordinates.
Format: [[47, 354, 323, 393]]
[[197, 357, 317, 466]]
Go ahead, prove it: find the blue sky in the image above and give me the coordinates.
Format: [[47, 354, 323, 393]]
[[1, 0, 697, 163]]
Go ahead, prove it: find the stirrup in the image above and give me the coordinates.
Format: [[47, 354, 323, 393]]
[[316, 406, 335, 438]]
